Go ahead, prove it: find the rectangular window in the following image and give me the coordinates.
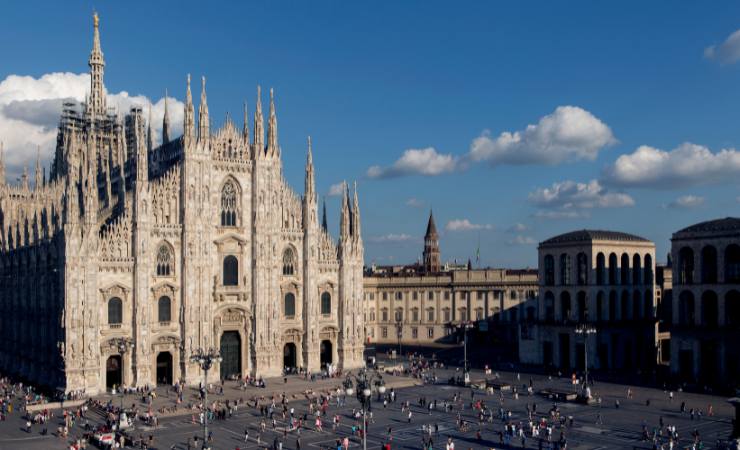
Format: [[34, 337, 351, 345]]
[[443, 309, 451, 321], [412, 327, 418, 339], [477, 291, 483, 300], [382, 292, 388, 301], [428, 291, 434, 300], [382, 310, 388, 321], [395, 292, 403, 301], [381, 327, 387, 338], [444, 291, 450, 300], [412, 310, 419, 321], [427, 309, 434, 322], [427, 327, 434, 338], [412, 292, 418, 300]]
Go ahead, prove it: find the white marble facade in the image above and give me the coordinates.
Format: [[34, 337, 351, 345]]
[[0, 14, 364, 395]]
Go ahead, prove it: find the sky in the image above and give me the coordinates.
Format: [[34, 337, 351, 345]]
[[1, 1, 739, 268]]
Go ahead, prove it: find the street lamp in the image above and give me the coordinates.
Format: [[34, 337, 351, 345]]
[[574, 324, 596, 389], [190, 347, 222, 450], [395, 316, 403, 358], [109, 337, 134, 428], [459, 321, 474, 385], [345, 369, 385, 450]]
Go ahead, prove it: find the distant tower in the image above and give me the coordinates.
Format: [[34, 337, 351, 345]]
[[87, 12, 106, 116], [423, 210, 441, 273]]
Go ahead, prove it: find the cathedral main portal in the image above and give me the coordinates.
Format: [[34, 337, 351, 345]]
[[220, 331, 242, 379]]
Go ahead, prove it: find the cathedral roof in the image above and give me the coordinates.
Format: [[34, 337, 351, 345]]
[[540, 229, 650, 246]]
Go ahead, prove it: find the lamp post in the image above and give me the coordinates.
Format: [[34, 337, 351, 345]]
[[460, 321, 474, 385], [574, 324, 596, 387], [109, 337, 134, 428], [395, 317, 403, 358], [345, 369, 386, 450], [190, 347, 222, 450]]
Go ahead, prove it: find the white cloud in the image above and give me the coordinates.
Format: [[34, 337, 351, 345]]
[[366, 106, 614, 180], [0, 72, 183, 181], [366, 147, 457, 179], [507, 223, 529, 233], [367, 233, 415, 243], [533, 210, 589, 220], [467, 106, 615, 165], [445, 219, 494, 232], [704, 29, 740, 65], [528, 179, 635, 209], [405, 198, 424, 208], [507, 235, 536, 245], [603, 142, 740, 188], [667, 195, 705, 209], [327, 182, 344, 197]]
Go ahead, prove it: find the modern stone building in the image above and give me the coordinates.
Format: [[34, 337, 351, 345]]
[[669, 217, 740, 388], [519, 230, 662, 375], [363, 212, 538, 348], [0, 14, 364, 395]]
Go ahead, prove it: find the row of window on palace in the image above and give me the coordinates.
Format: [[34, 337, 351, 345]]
[[674, 244, 740, 285], [364, 289, 537, 302], [105, 291, 335, 326], [366, 305, 520, 323], [370, 326, 444, 340], [542, 252, 654, 287], [155, 244, 301, 284]]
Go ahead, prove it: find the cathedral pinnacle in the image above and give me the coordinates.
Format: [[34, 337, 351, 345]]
[[243, 101, 250, 144], [147, 104, 153, 153], [253, 85, 264, 155], [184, 74, 195, 141], [305, 136, 315, 201], [322, 197, 328, 232], [267, 88, 278, 156], [87, 11, 106, 116], [35, 146, 42, 189], [198, 76, 209, 140], [162, 89, 171, 144]]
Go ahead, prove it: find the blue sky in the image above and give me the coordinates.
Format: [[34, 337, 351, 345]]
[[1, 1, 739, 268]]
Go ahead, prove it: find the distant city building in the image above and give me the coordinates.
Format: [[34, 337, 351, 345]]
[[0, 14, 364, 395], [364, 211, 538, 348], [519, 230, 662, 374], [670, 217, 740, 388]]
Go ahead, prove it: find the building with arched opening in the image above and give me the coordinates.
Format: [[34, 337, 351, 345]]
[[519, 230, 663, 376], [670, 217, 740, 389], [0, 14, 364, 395]]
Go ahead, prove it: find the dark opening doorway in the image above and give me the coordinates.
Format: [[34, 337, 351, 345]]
[[559, 333, 570, 370], [220, 331, 242, 380], [284, 343, 297, 369], [543, 341, 553, 367], [106, 355, 122, 390], [156, 352, 173, 385], [320, 340, 333, 368]]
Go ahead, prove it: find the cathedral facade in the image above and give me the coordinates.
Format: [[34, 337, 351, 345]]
[[0, 14, 364, 395]]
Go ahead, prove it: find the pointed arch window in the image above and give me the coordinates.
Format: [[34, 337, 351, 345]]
[[221, 179, 238, 227], [282, 248, 296, 275], [156, 244, 173, 276]]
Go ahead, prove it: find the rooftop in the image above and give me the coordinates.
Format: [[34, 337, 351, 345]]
[[674, 217, 740, 236], [540, 229, 650, 246]]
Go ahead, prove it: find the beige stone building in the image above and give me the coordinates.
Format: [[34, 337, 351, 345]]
[[0, 14, 364, 395], [519, 230, 662, 374], [363, 213, 538, 347], [670, 217, 740, 388]]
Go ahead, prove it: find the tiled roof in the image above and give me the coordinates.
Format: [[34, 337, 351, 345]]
[[541, 229, 650, 245], [675, 217, 740, 235]]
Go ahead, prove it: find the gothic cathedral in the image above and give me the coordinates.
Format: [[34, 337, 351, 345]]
[[0, 14, 365, 395]]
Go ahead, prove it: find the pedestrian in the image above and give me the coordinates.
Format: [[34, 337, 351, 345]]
[[244, 427, 249, 442]]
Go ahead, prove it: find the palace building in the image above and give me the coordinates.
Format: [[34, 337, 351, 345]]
[[363, 212, 538, 352], [519, 230, 663, 374], [0, 14, 364, 395], [670, 217, 740, 388]]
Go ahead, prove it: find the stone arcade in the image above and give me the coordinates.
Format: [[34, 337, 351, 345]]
[[0, 14, 364, 395]]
